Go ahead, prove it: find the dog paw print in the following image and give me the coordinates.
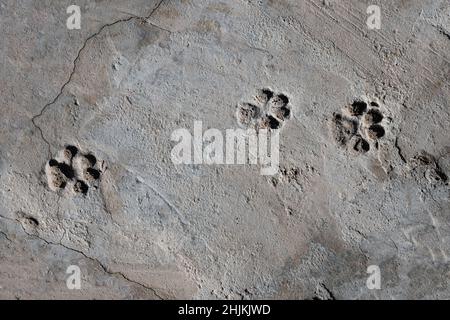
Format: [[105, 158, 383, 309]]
[[236, 88, 292, 130], [330, 99, 386, 155], [45, 145, 103, 195]]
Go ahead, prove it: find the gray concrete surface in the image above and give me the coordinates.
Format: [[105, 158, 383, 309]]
[[1, 0, 450, 299]]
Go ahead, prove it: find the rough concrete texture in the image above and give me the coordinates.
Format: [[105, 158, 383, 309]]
[[1, 0, 450, 299]]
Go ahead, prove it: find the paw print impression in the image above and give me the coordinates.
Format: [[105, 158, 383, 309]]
[[331, 99, 386, 155], [236, 88, 292, 131], [45, 145, 102, 196]]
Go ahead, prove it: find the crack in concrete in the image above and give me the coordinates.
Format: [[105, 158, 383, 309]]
[[31, 0, 167, 157], [8, 0, 172, 291], [24, 222, 163, 299], [0, 213, 164, 299], [24, 229, 165, 300]]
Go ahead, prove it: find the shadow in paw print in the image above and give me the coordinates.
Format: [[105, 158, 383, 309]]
[[64, 145, 78, 159], [272, 106, 291, 121], [48, 159, 58, 167], [351, 135, 370, 154], [57, 162, 75, 179], [255, 89, 273, 104], [363, 109, 383, 125], [259, 115, 281, 130], [366, 124, 385, 140], [269, 94, 289, 109], [84, 154, 97, 166], [84, 168, 100, 181], [346, 101, 367, 116]]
